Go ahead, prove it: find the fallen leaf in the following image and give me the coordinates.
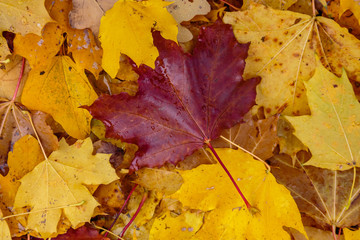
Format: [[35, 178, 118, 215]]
[[212, 111, 279, 160], [223, 3, 360, 116], [21, 56, 98, 139], [51, 225, 110, 240], [166, 0, 211, 42], [242, 0, 297, 10], [270, 153, 360, 231], [0, 99, 57, 175], [285, 61, 360, 170], [45, 0, 72, 26], [69, 0, 118, 37], [134, 168, 184, 195], [344, 228, 360, 240], [87, 20, 260, 170], [0, 0, 52, 60], [149, 210, 204, 239], [168, 148, 307, 239], [13, 22, 65, 70], [14, 138, 118, 238], [93, 179, 125, 215], [0, 55, 30, 101], [99, 0, 178, 77], [0, 135, 45, 237], [0, 209, 11, 240]]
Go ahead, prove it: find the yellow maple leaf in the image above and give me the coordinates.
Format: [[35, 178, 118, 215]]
[[21, 56, 98, 139], [0, 135, 44, 237], [223, 3, 360, 116], [285, 61, 360, 171], [0, 209, 11, 240], [13, 138, 118, 238], [160, 148, 307, 239], [99, 0, 178, 77], [0, 0, 52, 60]]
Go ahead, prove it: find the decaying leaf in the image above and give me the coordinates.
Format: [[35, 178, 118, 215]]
[[21, 56, 98, 139], [270, 153, 360, 231], [212, 111, 279, 160], [286, 61, 360, 170], [0, 0, 52, 60], [93, 179, 125, 215], [166, 0, 211, 42], [69, 0, 118, 37], [0, 99, 57, 175], [13, 138, 118, 238], [242, 0, 298, 10], [168, 148, 307, 239], [88, 20, 259, 171], [223, 3, 360, 116], [99, 0, 178, 77], [339, 0, 360, 25]]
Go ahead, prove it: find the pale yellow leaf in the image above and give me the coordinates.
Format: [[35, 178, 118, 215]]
[[14, 138, 118, 238], [0, 209, 11, 240], [285, 61, 360, 170]]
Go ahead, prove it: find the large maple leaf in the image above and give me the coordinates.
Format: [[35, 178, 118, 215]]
[[87, 20, 260, 171]]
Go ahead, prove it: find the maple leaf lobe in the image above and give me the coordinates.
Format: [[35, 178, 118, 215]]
[[88, 20, 260, 171]]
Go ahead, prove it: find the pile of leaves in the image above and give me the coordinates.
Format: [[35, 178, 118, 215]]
[[1, 0, 360, 239]]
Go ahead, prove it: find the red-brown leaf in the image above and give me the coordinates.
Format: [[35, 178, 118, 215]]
[[87, 20, 260, 171]]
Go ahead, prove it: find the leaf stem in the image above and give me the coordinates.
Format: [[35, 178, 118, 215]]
[[104, 184, 138, 237], [11, 57, 26, 102], [120, 192, 147, 238], [206, 142, 252, 209], [331, 224, 338, 240], [218, 0, 239, 11], [311, 0, 316, 17]]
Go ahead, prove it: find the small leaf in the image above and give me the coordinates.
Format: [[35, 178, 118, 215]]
[[99, 0, 178, 77]]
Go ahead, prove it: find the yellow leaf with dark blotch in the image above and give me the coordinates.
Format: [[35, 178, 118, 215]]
[[0, 209, 11, 240], [21, 56, 98, 139], [340, 0, 360, 25], [0, 0, 52, 60], [99, 0, 178, 77], [13, 23, 65, 70], [285, 62, 360, 170], [150, 210, 204, 239], [224, 3, 360, 116], [169, 148, 307, 239], [13, 138, 118, 238], [344, 228, 360, 240], [0, 135, 45, 237], [0, 55, 30, 101], [134, 168, 184, 195]]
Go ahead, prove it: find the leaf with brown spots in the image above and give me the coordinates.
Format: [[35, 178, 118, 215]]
[[224, 3, 360, 116]]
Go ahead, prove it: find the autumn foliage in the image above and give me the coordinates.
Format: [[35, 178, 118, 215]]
[[1, 0, 360, 240]]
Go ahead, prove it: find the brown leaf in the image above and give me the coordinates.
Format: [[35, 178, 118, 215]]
[[212, 111, 279, 160]]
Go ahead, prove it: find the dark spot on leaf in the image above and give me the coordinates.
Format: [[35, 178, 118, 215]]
[[294, 18, 302, 24], [333, 84, 338, 88], [40, 71, 45, 75], [293, 53, 300, 57], [69, 66, 72, 71], [266, 108, 271, 113], [273, 38, 278, 42]]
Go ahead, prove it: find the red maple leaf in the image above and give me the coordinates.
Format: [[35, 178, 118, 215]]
[[87, 20, 260, 171], [42, 226, 109, 240]]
